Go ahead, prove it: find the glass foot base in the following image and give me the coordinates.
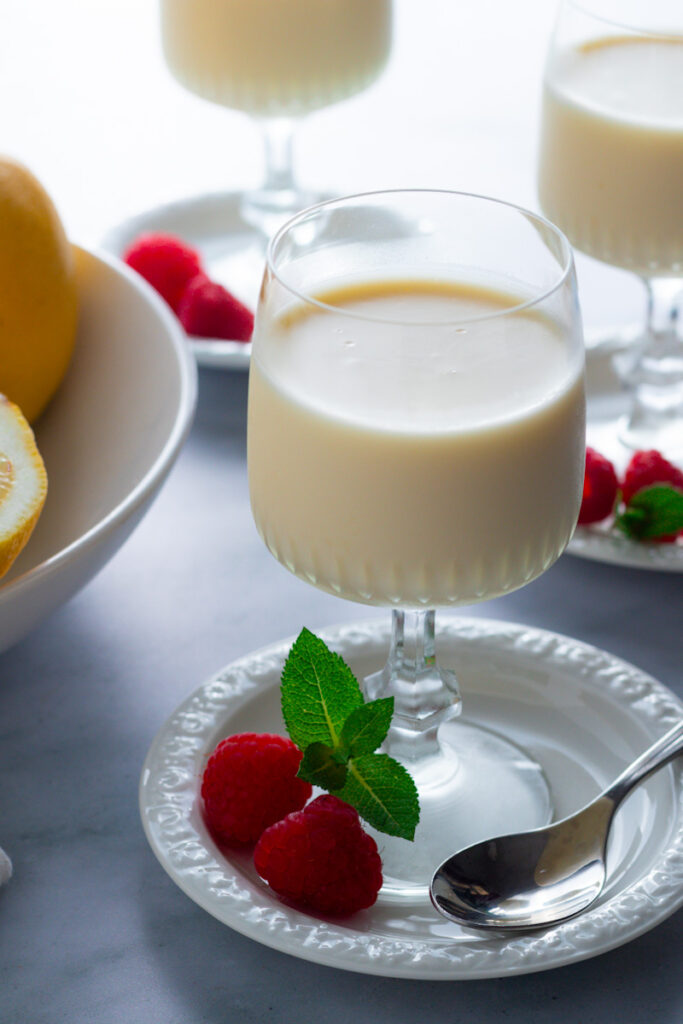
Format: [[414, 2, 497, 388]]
[[586, 345, 683, 461], [369, 720, 552, 903], [583, 322, 642, 356], [617, 410, 683, 457]]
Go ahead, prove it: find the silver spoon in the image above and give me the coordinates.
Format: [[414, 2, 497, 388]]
[[430, 719, 683, 931]]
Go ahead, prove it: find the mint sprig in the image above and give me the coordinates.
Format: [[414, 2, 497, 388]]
[[281, 629, 419, 841], [615, 484, 683, 541]]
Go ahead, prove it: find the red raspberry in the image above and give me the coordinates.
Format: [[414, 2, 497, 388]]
[[578, 447, 618, 525], [254, 795, 383, 917], [177, 275, 254, 341], [621, 449, 683, 543], [123, 233, 203, 312], [201, 733, 312, 846], [621, 450, 683, 504]]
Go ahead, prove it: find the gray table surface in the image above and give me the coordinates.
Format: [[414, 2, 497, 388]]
[[1, 367, 681, 1022]]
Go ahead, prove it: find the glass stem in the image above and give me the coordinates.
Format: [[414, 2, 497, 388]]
[[364, 610, 462, 763], [617, 277, 683, 452], [240, 118, 305, 239], [261, 118, 297, 195]]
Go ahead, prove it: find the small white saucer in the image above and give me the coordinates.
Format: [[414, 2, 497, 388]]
[[139, 617, 683, 980], [567, 346, 683, 572], [570, 521, 683, 572]]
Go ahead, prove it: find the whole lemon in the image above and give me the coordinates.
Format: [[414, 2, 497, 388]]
[[0, 156, 78, 423]]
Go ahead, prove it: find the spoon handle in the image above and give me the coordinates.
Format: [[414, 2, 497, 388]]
[[606, 719, 683, 806]]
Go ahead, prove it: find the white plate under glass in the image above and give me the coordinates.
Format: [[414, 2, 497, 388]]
[[140, 617, 683, 980]]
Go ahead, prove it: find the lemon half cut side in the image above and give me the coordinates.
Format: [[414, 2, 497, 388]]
[[0, 395, 48, 579]]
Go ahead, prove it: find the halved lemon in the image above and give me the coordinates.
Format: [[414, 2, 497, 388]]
[[0, 395, 48, 579]]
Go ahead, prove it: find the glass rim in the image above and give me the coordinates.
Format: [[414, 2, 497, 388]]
[[265, 188, 575, 328], [565, 0, 682, 37]]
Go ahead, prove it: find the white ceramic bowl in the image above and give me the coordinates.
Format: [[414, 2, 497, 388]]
[[0, 246, 197, 654]]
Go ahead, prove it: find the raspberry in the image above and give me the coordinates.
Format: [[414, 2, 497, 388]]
[[621, 449, 683, 542], [201, 733, 311, 846], [177, 275, 254, 341], [123, 233, 203, 312], [254, 795, 383, 916], [621, 450, 683, 504], [578, 447, 618, 525]]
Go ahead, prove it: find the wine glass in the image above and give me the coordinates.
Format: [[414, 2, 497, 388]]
[[247, 189, 586, 899], [538, 0, 683, 457], [159, 0, 392, 301]]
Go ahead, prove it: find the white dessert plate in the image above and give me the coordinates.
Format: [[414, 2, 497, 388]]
[[102, 192, 263, 370], [570, 521, 683, 572], [140, 617, 683, 980], [0, 246, 197, 654], [568, 346, 683, 572]]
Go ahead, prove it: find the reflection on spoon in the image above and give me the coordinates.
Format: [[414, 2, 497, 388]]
[[430, 720, 683, 931]]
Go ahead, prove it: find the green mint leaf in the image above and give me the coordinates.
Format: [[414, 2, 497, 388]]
[[297, 742, 348, 791], [339, 698, 394, 758], [334, 753, 420, 841], [281, 628, 364, 750], [615, 484, 683, 540]]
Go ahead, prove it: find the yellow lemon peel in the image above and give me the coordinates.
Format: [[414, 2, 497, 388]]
[[0, 155, 78, 423]]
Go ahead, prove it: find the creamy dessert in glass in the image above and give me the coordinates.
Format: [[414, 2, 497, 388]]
[[161, 0, 392, 119], [539, 34, 683, 277], [249, 279, 583, 609], [538, 0, 683, 455]]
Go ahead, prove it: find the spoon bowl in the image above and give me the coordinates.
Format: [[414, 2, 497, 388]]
[[431, 720, 683, 931]]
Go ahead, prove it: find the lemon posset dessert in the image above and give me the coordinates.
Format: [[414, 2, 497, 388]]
[[248, 279, 585, 608], [160, 0, 392, 118], [538, 35, 683, 275]]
